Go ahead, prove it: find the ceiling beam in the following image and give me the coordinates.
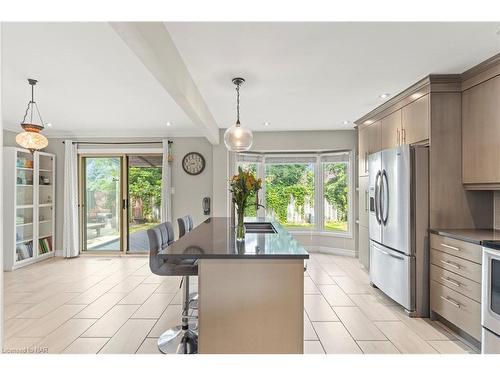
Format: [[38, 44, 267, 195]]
[[110, 22, 220, 145]]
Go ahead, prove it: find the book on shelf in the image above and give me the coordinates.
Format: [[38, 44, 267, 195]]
[[38, 236, 53, 254], [16, 241, 33, 261]]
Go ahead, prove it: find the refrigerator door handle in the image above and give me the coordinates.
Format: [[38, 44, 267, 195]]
[[374, 170, 382, 224], [372, 244, 405, 261], [381, 169, 389, 225]]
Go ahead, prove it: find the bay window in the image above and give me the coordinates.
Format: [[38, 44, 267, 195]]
[[234, 150, 352, 236]]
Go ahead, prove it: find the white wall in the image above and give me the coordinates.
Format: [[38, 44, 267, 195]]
[[169, 137, 213, 233], [1, 22, 4, 349], [2, 129, 16, 147]]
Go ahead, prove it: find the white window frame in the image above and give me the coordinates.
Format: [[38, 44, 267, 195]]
[[232, 150, 353, 239]]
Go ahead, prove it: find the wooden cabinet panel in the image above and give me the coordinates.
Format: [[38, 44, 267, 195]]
[[367, 120, 381, 153], [358, 176, 369, 228], [462, 75, 500, 184], [402, 94, 429, 144], [358, 126, 369, 176], [430, 234, 482, 264], [381, 110, 402, 150], [430, 264, 481, 303], [430, 249, 482, 284], [430, 280, 481, 341], [358, 225, 369, 269]]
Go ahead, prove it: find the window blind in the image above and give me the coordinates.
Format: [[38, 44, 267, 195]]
[[320, 152, 350, 163], [264, 156, 317, 164], [236, 153, 264, 163]]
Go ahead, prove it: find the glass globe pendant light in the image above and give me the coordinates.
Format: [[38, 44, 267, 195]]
[[224, 77, 253, 152], [16, 79, 49, 153]]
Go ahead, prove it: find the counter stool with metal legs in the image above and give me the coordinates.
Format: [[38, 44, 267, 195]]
[[147, 222, 198, 354], [177, 215, 198, 310]]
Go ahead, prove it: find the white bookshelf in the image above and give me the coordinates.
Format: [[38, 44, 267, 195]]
[[3, 147, 56, 271]]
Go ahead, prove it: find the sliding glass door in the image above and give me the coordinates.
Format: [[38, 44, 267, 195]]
[[127, 155, 162, 253], [80, 153, 163, 253], [82, 156, 123, 251]]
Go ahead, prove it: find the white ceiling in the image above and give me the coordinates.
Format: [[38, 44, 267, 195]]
[[1, 22, 198, 138], [166, 22, 500, 131], [2, 22, 500, 139]]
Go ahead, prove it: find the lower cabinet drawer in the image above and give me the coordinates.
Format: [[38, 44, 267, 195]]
[[430, 280, 481, 341], [430, 234, 482, 263], [430, 249, 482, 283], [430, 264, 481, 303]]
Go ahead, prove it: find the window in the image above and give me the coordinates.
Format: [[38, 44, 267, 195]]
[[234, 151, 352, 236], [235, 154, 263, 218], [264, 157, 316, 229], [321, 153, 350, 233]]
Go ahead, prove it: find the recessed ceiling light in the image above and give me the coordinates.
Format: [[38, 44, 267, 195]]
[[379, 93, 390, 99], [342, 120, 350, 125], [45, 123, 52, 128], [166, 122, 172, 127], [263, 121, 270, 126]]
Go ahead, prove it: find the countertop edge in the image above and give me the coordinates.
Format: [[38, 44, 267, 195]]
[[158, 254, 309, 260], [429, 228, 485, 245]]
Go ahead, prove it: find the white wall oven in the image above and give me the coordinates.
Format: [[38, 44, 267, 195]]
[[481, 241, 500, 354]]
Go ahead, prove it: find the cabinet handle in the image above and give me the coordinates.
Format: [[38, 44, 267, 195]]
[[441, 243, 460, 252], [396, 129, 400, 146], [365, 190, 369, 212], [440, 259, 461, 270], [440, 276, 461, 288], [402, 128, 406, 144], [365, 152, 368, 173], [440, 295, 461, 309]]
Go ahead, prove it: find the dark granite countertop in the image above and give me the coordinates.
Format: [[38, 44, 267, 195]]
[[430, 228, 500, 245], [158, 217, 309, 260]]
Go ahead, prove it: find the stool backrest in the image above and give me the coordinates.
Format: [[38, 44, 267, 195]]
[[147, 221, 175, 275], [177, 215, 193, 238]]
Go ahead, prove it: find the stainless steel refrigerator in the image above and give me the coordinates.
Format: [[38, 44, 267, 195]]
[[368, 144, 429, 317]]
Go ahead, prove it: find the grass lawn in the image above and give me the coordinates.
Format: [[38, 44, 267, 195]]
[[324, 221, 348, 232], [282, 223, 315, 229], [281, 221, 347, 232], [129, 222, 159, 234]]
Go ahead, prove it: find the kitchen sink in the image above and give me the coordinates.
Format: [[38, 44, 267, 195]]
[[244, 222, 277, 234]]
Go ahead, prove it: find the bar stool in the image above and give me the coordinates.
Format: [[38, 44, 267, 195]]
[[147, 222, 198, 354], [177, 215, 198, 309]]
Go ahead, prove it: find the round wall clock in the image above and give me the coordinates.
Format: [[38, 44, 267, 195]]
[[182, 152, 206, 175]]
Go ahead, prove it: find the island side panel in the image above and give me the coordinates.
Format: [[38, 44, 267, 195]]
[[198, 258, 304, 354]]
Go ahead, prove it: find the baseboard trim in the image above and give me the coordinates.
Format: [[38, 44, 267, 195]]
[[306, 245, 356, 257]]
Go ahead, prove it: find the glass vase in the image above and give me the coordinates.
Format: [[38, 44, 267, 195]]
[[236, 209, 245, 241]]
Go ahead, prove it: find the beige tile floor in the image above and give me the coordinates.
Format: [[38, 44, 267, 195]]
[[2, 253, 478, 354]]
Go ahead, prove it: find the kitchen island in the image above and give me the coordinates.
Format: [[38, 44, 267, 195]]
[[158, 217, 309, 354]]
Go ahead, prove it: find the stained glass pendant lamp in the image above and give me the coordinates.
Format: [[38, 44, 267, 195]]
[[224, 77, 253, 152], [16, 79, 49, 153]]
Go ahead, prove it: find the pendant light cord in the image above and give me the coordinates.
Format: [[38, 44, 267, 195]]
[[21, 80, 45, 127], [236, 83, 240, 125]]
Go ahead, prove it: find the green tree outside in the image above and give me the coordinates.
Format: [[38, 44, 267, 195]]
[[237, 161, 348, 231], [128, 166, 162, 224]]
